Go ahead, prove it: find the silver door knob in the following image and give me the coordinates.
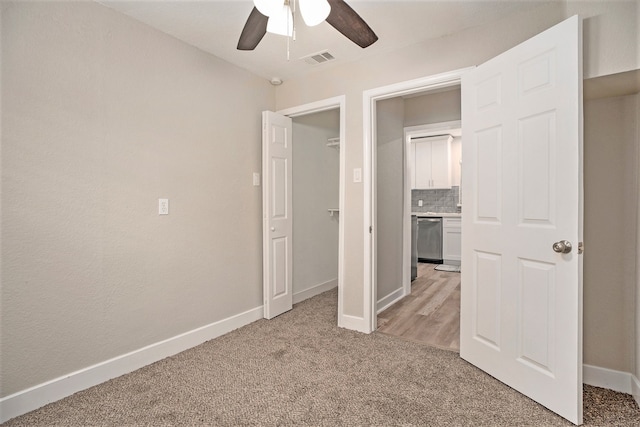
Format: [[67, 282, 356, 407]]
[[552, 240, 572, 254], [270, 227, 275, 232]]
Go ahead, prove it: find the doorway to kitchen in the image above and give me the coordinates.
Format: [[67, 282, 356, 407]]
[[365, 18, 585, 424], [372, 83, 463, 352]]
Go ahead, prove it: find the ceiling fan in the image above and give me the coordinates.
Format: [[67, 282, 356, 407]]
[[237, 0, 378, 51]]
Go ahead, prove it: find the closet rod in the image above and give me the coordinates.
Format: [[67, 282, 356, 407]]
[[411, 134, 452, 140]]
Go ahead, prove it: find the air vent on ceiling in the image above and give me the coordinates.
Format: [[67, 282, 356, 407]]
[[301, 51, 335, 65]]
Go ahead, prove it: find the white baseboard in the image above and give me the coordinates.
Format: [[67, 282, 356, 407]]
[[632, 374, 640, 407], [583, 364, 633, 394], [6, 311, 636, 424], [339, 314, 370, 334], [376, 287, 405, 314], [0, 305, 264, 424], [293, 279, 338, 304]]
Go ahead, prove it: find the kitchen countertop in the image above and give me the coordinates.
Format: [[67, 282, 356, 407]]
[[412, 212, 462, 218]]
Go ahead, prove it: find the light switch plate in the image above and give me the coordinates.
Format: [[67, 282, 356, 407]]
[[159, 198, 169, 215], [418, 200, 423, 207], [253, 172, 261, 186], [353, 168, 362, 183]]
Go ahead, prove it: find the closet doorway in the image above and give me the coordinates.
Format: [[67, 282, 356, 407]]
[[263, 96, 346, 323]]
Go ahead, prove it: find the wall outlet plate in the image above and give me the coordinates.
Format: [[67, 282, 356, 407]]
[[159, 198, 169, 215]]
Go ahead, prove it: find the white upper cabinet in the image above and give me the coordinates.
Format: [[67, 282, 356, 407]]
[[411, 135, 452, 189]]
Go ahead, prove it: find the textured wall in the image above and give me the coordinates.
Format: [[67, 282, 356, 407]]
[[403, 88, 462, 128], [292, 110, 340, 295], [636, 93, 640, 396], [583, 94, 638, 373], [566, 0, 639, 79], [375, 98, 405, 302], [1, 1, 274, 397], [636, 93, 640, 391]]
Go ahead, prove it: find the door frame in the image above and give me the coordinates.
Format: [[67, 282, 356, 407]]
[[362, 68, 473, 333], [277, 95, 347, 326]]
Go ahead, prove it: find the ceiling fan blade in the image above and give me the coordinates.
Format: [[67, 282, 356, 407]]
[[237, 7, 268, 50], [326, 0, 378, 48]]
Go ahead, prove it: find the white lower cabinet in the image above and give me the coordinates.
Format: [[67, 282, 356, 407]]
[[442, 217, 461, 265]]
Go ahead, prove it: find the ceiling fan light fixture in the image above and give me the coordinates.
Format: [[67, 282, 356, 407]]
[[266, 4, 294, 37], [299, 0, 331, 27], [253, 0, 283, 17]]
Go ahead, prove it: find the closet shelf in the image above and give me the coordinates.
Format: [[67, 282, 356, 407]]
[[327, 137, 340, 148]]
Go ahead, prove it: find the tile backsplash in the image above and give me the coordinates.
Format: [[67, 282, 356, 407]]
[[412, 186, 461, 213]]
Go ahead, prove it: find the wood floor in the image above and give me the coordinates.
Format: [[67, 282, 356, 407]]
[[377, 263, 461, 352]]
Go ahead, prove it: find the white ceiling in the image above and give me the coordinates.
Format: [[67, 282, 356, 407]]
[[99, 0, 556, 82]]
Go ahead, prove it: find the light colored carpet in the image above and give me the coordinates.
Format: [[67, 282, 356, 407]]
[[3, 289, 639, 426]]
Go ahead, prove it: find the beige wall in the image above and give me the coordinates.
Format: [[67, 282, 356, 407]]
[[375, 98, 405, 302], [292, 110, 340, 295], [403, 88, 462, 128], [583, 94, 638, 372], [636, 92, 640, 388], [566, 0, 639, 79], [0, 1, 274, 397]]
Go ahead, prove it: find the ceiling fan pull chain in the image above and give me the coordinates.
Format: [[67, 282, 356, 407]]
[[287, 0, 295, 61], [292, 0, 297, 42]]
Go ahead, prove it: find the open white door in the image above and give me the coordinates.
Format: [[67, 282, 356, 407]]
[[461, 16, 583, 425], [262, 111, 293, 319]]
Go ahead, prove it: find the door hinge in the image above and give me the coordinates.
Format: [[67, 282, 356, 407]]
[[369, 226, 373, 234], [578, 241, 584, 255]]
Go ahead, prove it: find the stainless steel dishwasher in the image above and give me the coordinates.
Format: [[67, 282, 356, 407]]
[[417, 217, 443, 263]]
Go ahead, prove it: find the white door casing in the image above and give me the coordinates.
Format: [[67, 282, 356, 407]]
[[262, 111, 293, 319], [460, 15, 583, 425]]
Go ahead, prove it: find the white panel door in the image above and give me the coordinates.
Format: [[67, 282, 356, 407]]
[[460, 16, 583, 424], [262, 111, 293, 319]]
